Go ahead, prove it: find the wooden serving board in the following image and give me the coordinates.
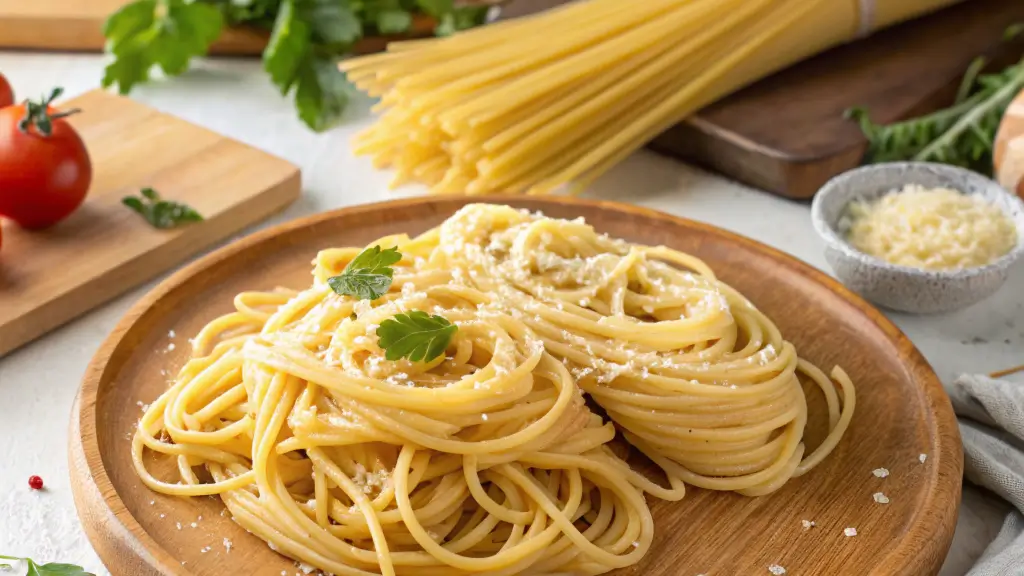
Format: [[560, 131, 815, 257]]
[[70, 197, 962, 576], [0, 89, 300, 357]]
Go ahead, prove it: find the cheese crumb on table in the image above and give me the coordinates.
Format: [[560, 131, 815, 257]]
[[844, 527, 858, 537], [872, 468, 889, 478], [768, 564, 787, 575], [919, 453, 928, 463], [801, 519, 815, 530], [873, 492, 890, 504]]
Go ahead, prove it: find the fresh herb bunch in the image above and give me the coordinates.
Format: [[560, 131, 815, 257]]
[[847, 55, 1024, 175], [101, 0, 490, 131]]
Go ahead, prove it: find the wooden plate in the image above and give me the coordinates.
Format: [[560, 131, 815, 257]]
[[69, 197, 962, 576]]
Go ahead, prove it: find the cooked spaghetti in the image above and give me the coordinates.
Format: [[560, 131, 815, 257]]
[[134, 203, 854, 575]]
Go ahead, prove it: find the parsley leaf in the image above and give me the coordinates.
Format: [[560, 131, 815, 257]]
[[295, 56, 353, 131], [435, 6, 489, 37], [376, 311, 457, 362], [122, 187, 204, 229], [102, 0, 223, 94], [305, 0, 362, 44], [376, 9, 412, 34], [264, 0, 311, 95], [265, 0, 355, 131], [0, 555, 94, 576], [328, 245, 402, 300]]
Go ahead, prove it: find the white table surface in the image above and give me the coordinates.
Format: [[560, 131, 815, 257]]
[[0, 52, 1019, 576]]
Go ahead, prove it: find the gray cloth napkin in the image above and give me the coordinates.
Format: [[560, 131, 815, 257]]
[[947, 374, 1024, 576]]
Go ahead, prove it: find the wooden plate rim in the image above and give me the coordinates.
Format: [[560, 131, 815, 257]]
[[70, 195, 963, 575]]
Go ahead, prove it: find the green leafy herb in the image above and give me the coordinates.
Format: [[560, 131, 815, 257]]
[[846, 55, 1024, 175], [122, 187, 204, 229], [100, 0, 492, 131], [435, 5, 489, 36], [376, 311, 457, 362], [328, 245, 402, 300], [377, 9, 413, 34], [101, 0, 223, 95], [0, 555, 94, 576]]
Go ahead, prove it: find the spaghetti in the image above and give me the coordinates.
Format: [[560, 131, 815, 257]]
[[134, 204, 854, 575], [341, 0, 963, 196]]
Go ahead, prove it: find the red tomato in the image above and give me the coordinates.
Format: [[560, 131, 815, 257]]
[[0, 88, 91, 229], [0, 73, 12, 108]]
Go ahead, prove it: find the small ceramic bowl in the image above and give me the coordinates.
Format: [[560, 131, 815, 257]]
[[811, 162, 1024, 314]]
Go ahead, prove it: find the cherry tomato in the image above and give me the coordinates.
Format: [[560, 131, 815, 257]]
[[0, 87, 91, 229], [0, 73, 12, 108]]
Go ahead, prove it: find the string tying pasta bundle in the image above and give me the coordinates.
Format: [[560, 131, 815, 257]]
[[341, 0, 964, 196], [133, 237, 665, 576], [433, 204, 855, 496]]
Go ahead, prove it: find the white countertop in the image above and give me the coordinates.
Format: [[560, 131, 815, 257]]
[[0, 52, 1019, 576]]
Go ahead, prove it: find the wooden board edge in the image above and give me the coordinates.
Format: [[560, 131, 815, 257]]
[[0, 168, 300, 358], [70, 196, 963, 576], [0, 16, 436, 55]]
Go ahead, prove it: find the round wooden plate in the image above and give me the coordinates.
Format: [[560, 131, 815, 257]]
[[69, 197, 962, 576]]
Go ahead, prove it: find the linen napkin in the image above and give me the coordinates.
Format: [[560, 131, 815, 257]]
[[947, 374, 1024, 575]]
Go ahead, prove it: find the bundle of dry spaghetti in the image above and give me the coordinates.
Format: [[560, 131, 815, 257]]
[[342, 0, 965, 195]]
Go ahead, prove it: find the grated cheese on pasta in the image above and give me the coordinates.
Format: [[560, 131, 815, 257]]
[[843, 185, 1017, 271]]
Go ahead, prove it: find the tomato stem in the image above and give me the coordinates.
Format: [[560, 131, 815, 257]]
[[18, 86, 80, 137]]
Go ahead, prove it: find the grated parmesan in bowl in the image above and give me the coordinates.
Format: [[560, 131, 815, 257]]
[[812, 162, 1024, 314]]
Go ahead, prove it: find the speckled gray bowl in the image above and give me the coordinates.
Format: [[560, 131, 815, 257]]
[[811, 162, 1024, 314]]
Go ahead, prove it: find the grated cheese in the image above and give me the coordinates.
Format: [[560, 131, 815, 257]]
[[844, 185, 1017, 271]]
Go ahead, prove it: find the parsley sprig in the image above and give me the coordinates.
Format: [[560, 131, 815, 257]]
[[122, 187, 204, 229], [376, 311, 457, 362], [0, 555, 94, 576], [328, 245, 402, 300], [101, 0, 491, 131]]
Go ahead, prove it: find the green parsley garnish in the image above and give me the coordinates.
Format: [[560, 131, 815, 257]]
[[376, 311, 457, 362], [328, 245, 402, 300], [122, 188, 204, 229], [0, 555, 94, 576]]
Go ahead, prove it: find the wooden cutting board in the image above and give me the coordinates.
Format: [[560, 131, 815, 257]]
[[0, 0, 441, 55], [69, 197, 961, 576], [0, 89, 300, 358]]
